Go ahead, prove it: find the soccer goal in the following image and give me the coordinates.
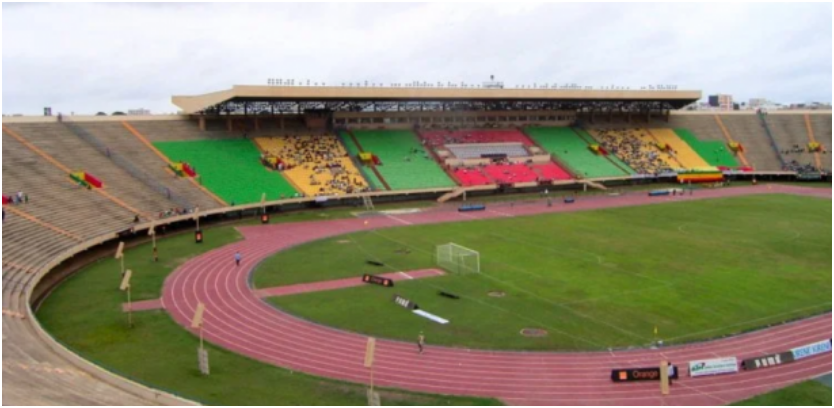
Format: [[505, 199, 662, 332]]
[[436, 243, 480, 275]]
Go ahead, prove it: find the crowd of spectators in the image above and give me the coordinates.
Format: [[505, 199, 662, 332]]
[[260, 134, 370, 196], [594, 128, 673, 175]]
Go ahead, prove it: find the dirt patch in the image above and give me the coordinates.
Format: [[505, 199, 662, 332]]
[[488, 291, 506, 298], [520, 328, 548, 338], [336, 240, 352, 244]]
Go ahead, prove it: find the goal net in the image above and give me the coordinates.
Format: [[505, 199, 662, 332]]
[[436, 243, 480, 274]]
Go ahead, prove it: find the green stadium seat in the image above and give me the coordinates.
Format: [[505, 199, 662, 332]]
[[526, 127, 634, 178], [350, 130, 455, 190], [154, 139, 299, 205]]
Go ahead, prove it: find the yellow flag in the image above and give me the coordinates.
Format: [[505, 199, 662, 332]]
[[654, 326, 658, 336]]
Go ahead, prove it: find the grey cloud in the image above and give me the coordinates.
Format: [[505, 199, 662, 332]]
[[2, 2, 831, 115]]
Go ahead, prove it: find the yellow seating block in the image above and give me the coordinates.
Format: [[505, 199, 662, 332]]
[[649, 129, 712, 170], [254, 135, 369, 197]]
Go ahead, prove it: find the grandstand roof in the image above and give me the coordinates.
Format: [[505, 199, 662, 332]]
[[172, 85, 702, 114]]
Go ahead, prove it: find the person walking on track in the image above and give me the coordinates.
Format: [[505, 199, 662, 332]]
[[234, 251, 242, 267], [417, 332, 425, 354]]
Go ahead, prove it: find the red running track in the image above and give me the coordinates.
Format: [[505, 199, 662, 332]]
[[161, 185, 832, 405]]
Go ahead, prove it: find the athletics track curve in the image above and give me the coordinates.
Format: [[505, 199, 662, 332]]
[[162, 185, 832, 405]]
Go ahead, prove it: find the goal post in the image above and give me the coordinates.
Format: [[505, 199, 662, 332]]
[[436, 243, 480, 275]]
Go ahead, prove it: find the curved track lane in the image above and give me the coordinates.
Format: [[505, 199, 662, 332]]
[[162, 185, 832, 405]]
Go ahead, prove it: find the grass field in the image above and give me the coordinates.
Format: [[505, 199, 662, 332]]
[[732, 380, 832, 406], [36, 224, 499, 406], [257, 194, 831, 351]]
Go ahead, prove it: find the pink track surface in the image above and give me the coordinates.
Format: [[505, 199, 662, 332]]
[[123, 298, 163, 313], [161, 185, 832, 405]]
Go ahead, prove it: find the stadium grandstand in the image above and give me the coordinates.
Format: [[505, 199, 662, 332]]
[[2, 83, 831, 406]]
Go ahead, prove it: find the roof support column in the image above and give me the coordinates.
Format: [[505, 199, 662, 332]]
[[198, 116, 206, 131]]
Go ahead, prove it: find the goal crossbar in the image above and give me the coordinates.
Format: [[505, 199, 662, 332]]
[[436, 243, 480, 274]]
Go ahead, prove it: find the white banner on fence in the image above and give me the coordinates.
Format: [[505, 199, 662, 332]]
[[792, 340, 832, 361], [689, 357, 739, 378]]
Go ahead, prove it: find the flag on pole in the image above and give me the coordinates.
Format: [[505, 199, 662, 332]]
[[119, 270, 132, 291], [191, 302, 205, 329], [115, 242, 125, 259], [654, 326, 658, 336]]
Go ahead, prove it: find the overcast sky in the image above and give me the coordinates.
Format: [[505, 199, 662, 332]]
[[2, 2, 831, 115]]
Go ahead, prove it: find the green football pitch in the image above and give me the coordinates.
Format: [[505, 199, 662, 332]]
[[256, 194, 832, 351]]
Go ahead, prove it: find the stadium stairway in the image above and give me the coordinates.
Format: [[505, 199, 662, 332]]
[[338, 131, 390, 191], [2, 131, 141, 234], [350, 130, 456, 190], [647, 128, 711, 169], [120, 122, 227, 207], [254, 135, 371, 197], [4, 123, 176, 219], [809, 113, 833, 170], [68, 121, 224, 211], [154, 139, 300, 205], [720, 115, 783, 171], [765, 114, 820, 170], [525, 127, 633, 178], [802, 114, 824, 171]]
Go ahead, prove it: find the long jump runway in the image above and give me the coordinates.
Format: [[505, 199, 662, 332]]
[[162, 185, 832, 405]]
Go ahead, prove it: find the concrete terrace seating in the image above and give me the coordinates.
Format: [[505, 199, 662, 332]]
[[350, 130, 455, 190], [648, 128, 711, 169], [73, 122, 223, 211], [5, 123, 180, 218], [810, 114, 832, 171], [525, 127, 633, 178], [675, 129, 739, 168], [255, 135, 370, 197], [420, 129, 535, 148], [720, 115, 783, 171], [2, 134, 136, 239], [447, 144, 530, 159], [154, 139, 299, 205], [666, 116, 728, 143], [129, 120, 237, 142], [765, 115, 820, 172]]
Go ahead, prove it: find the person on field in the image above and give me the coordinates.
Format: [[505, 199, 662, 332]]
[[417, 332, 425, 354], [234, 251, 242, 267]]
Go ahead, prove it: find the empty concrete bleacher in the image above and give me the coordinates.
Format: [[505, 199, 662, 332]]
[[525, 127, 632, 178], [73, 122, 223, 211], [3, 133, 136, 239], [5, 123, 181, 217], [766, 115, 820, 171], [255, 135, 370, 197], [719, 115, 782, 171], [809, 113, 832, 170], [350, 130, 456, 190], [154, 139, 299, 204], [129, 119, 233, 142]]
